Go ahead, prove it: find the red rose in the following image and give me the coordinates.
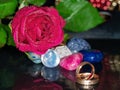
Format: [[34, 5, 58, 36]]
[[11, 6, 65, 54]]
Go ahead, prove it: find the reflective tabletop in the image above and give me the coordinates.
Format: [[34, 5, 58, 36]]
[[0, 44, 120, 90]]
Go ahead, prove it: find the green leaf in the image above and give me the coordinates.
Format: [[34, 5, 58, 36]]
[[63, 33, 70, 44], [56, 0, 104, 32], [0, 0, 18, 19], [28, 0, 46, 6], [0, 24, 7, 48], [2, 24, 15, 46], [22, 0, 46, 6]]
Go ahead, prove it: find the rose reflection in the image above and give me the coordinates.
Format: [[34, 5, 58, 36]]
[[13, 74, 63, 90], [60, 68, 76, 82], [41, 66, 60, 81]]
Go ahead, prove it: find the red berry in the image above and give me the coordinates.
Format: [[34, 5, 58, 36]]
[[89, 0, 111, 10]]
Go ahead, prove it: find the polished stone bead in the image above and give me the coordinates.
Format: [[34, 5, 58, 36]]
[[67, 37, 91, 53], [26, 52, 41, 64], [41, 49, 60, 68], [80, 50, 104, 63], [41, 66, 60, 81], [54, 45, 72, 59], [60, 53, 83, 71]]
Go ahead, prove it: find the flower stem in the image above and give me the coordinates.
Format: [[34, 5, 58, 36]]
[[19, 0, 27, 9]]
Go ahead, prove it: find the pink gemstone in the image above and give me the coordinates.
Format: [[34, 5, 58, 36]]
[[60, 53, 83, 71]]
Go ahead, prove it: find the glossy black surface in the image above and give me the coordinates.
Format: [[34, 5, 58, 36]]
[[0, 40, 120, 90]]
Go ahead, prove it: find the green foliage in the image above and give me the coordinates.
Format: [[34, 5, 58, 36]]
[[27, 0, 46, 6], [3, 24, 15, 46], [0, 24, 7, 48], [19, 0, 46, 6], [0, 24, 15, 48], [0, 0, 18, 19], [63, 33, 70, 44], [56, 0, 104, 32]]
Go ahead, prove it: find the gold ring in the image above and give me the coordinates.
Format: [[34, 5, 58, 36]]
[[76, 62, 99, 85], [76, 62, 95, 80]]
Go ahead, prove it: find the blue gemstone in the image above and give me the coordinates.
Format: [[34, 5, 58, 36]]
[[80, 50, 104, 63], [67, 37, 91, 53], [26, 52, 41, 64], [41, 66, 60, 81], [41, 49, 60, 68]]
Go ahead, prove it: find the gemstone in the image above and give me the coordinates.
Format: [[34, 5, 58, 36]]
[[67, 37, 91, 53], [54, 45, 72, 59], [25, 52, 41, 64], [41, 49, 60, 68], [60, 53, 83, 71], [80, 50, 104, 63]]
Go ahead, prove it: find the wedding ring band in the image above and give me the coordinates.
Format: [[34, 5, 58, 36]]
[[76, 62, 95, 80], [76, 62, 99, 85]]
